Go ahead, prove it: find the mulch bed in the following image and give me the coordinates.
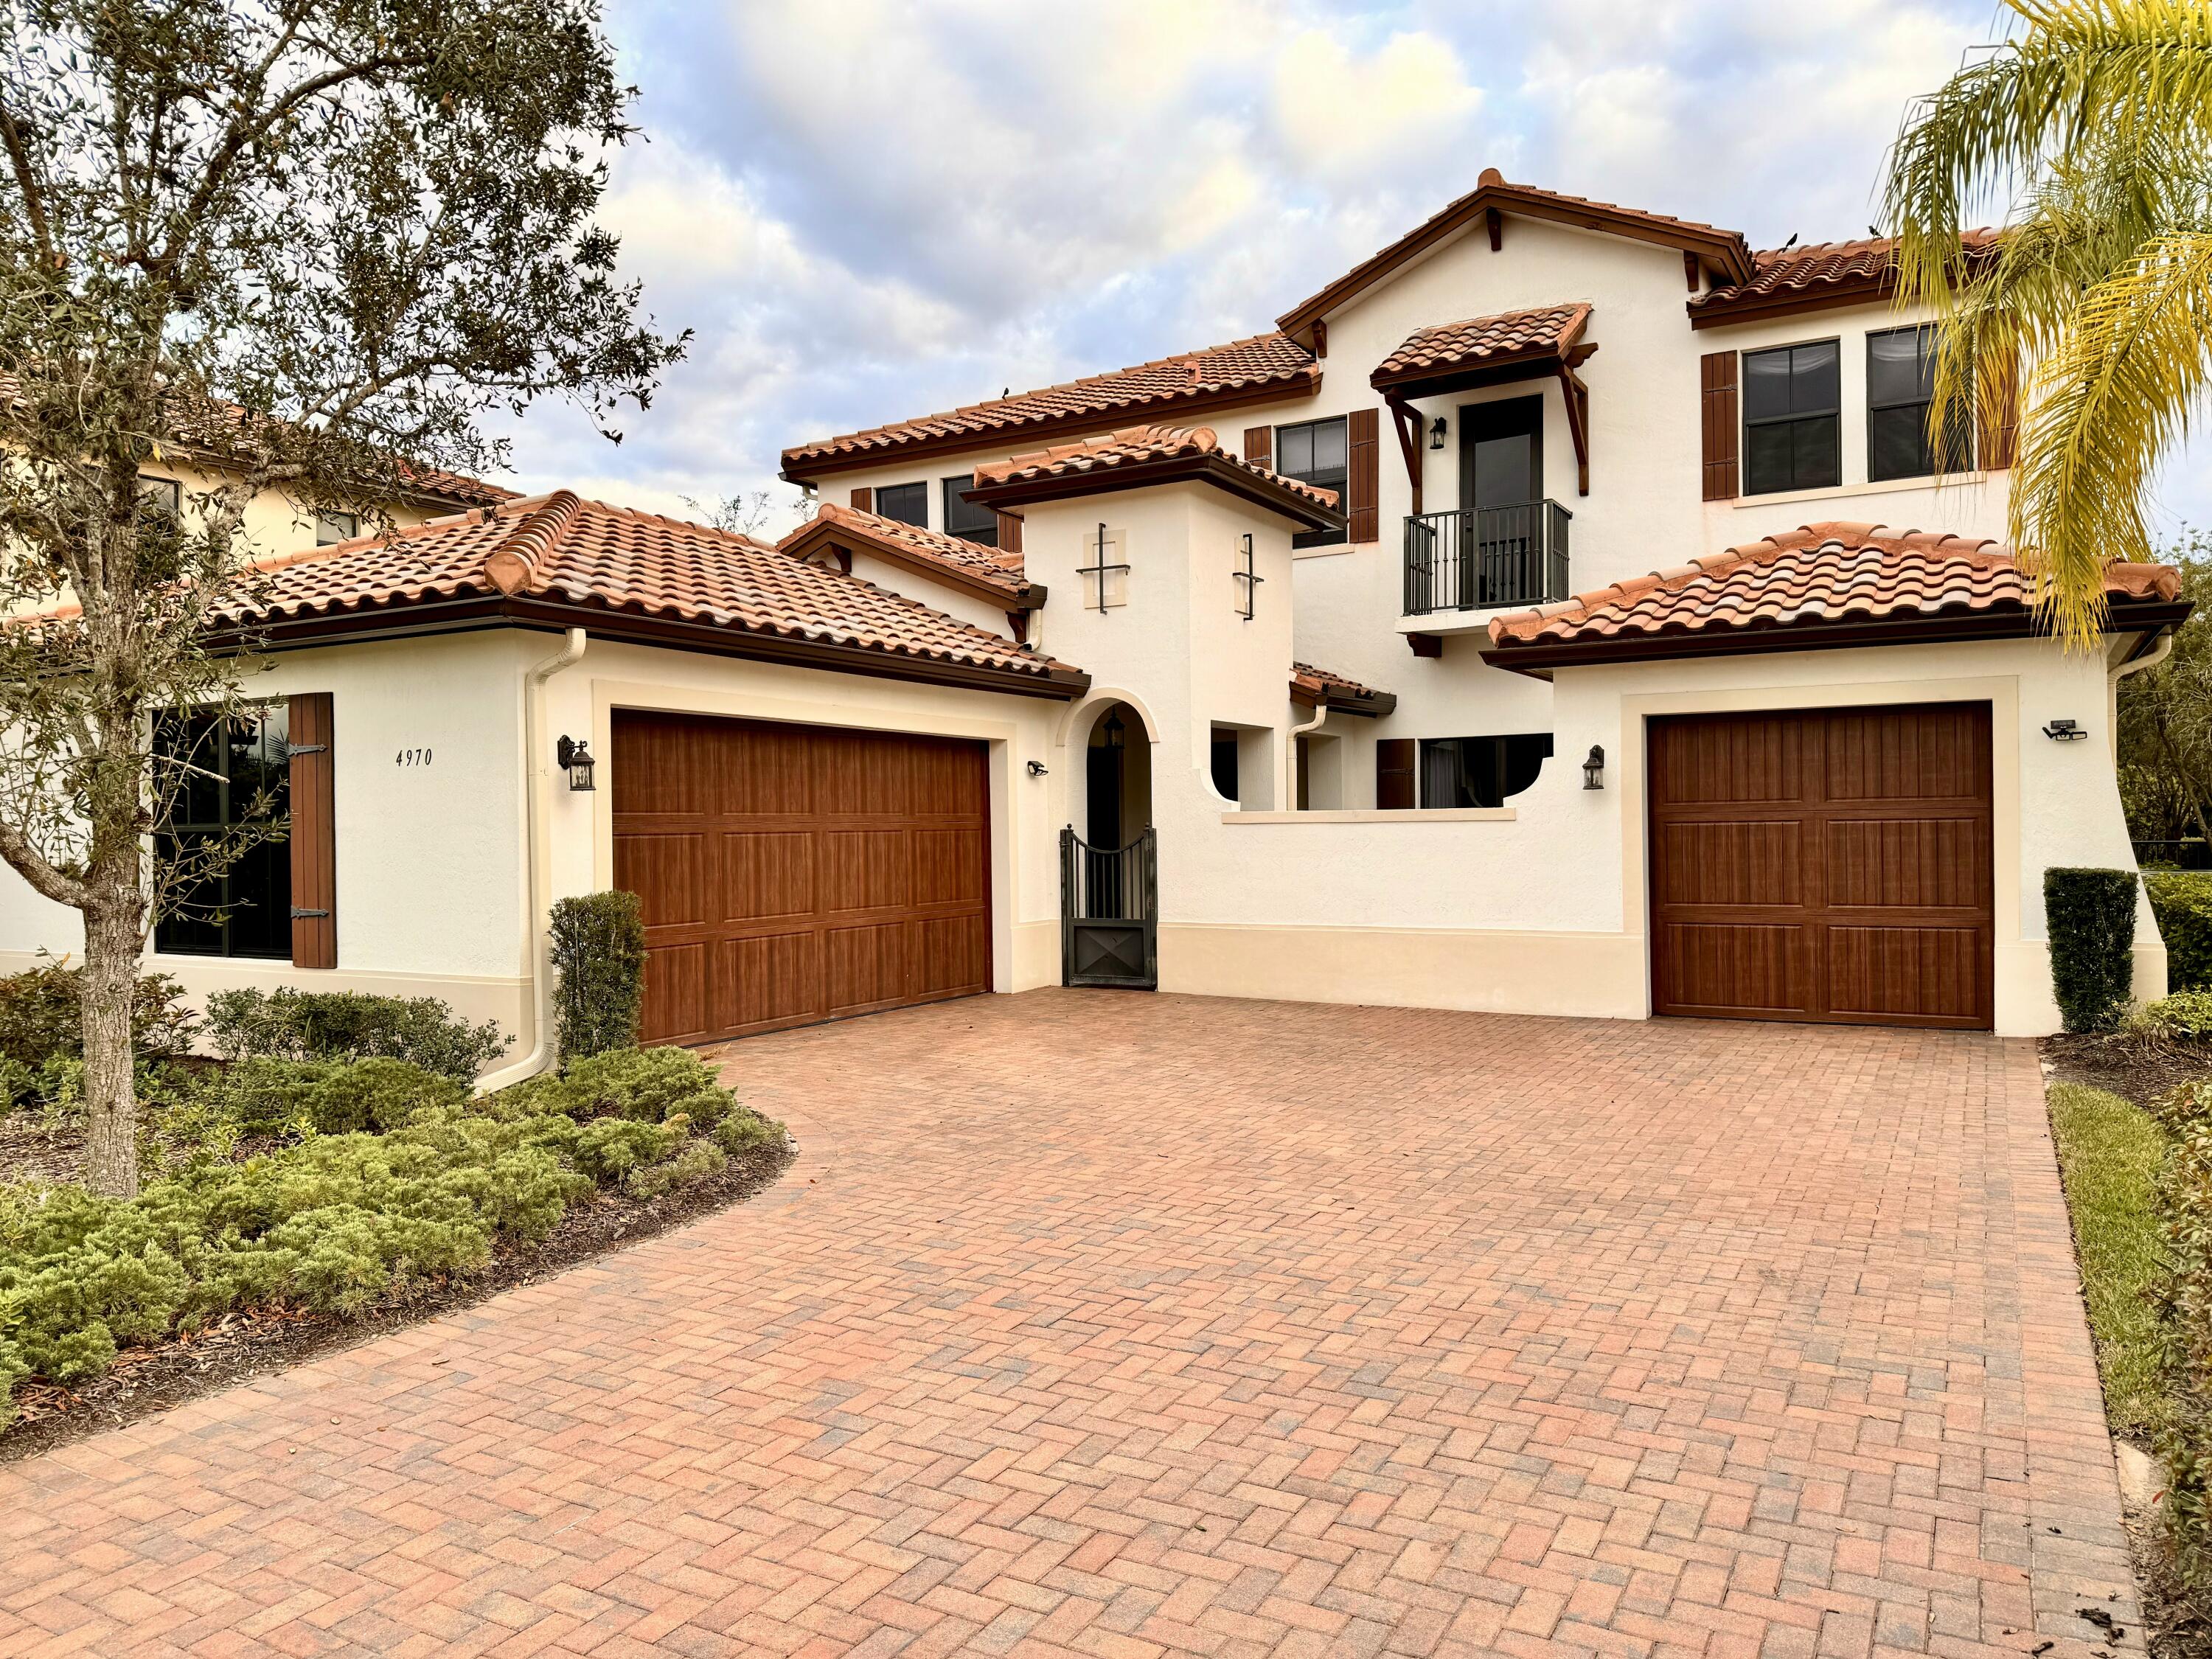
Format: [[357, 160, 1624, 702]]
[[0, 1138, 793, 1464], [2044, 1032, 2208, 1110]]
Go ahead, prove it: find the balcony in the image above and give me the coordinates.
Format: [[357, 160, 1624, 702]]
[[1402, 501, 1573, 617]]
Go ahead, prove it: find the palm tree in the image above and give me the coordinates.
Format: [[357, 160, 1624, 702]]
[[1884, 0, 2212, 646]]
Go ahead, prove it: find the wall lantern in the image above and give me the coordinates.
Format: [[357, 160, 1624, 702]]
[[1428, 416, 1448, 451], [2042, 717, 2088, 742], [1101, 709, 1126, 751], [555, 734, 597, 791], [1582, 744, 1605, 790], [1026, 759, 1049, 778]]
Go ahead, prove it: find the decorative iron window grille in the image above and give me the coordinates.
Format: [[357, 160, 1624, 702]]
[[1234, 533, 1262, 620], [1076, 521, 1129, 612]]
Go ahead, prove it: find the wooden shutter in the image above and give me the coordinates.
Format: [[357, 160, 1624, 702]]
[[287, 692, 336, 970], [1244, 425, 1272, 467], [849, 486, 873, 512], [1346, 408, 1380, 542], [1980, 354, 2020, 471], [1376, 738, 1416, 810], [995, 510, 1023, 555], [1700, 351, 1739, 501]]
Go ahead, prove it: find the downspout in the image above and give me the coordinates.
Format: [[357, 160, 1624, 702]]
[[2107, 627, 2175, 762], [1287, 700, 1330, 810], [478, 627, 588, 1093]]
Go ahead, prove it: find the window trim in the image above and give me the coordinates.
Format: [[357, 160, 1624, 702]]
[[1740, 336, 1842, 496], [1865, 324, 1972, 483], [941, 474, 998, 547], [1274, 415, 1349, 549]]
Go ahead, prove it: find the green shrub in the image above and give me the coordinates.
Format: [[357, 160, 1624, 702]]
[[549, 891, 647, 1062], [2157, 1076, 2212, 1579], [2143, 990, 2212, 1045], [2046, 867, 2142, 1032], [0, 960, 195, 1068], [626, 1140, 726, 1200], [204, 988, 509, 1083], [2150, 871, 2212, 993]]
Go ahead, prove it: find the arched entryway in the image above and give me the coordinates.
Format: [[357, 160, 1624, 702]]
[[1063, 699, 1156, 989]]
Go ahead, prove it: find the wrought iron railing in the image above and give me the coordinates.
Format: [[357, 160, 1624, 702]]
[[1402, 500, 1572, 616]]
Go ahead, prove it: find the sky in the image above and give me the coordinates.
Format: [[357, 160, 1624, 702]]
[[493, 0, 2211, 545]]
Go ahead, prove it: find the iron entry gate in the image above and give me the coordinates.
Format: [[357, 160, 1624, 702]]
[[1060, 827, 1157, 989]]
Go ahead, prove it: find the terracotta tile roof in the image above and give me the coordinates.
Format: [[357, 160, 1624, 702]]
[[1279, 170, 1753, 335], [220, 490, 1082, 687], [1689, 229, 2003, 325], [779, 502, 1032, 602], [781, 332, 1320, 479], [1290, 661, 1395, 715], [1372, 303, 1591, 389], [1484, 521, 2184, 662], [967, 424, 1341, 528]]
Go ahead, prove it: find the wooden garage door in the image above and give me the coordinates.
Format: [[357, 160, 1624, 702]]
[[612, 712, 991, 1044], [1648, 704, 1994, 1030]]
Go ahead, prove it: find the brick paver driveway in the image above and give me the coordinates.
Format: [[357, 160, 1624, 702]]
[[0, 992, 2138, 1658]]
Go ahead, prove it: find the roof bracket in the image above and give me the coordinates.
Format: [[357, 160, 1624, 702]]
[[1485, 206, 1503, 252], [1554, 364, 1590, 496], [1385, 396, 1424, 518]]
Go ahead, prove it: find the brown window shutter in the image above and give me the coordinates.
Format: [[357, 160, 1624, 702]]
[[1244, 425, 1272, 467], [995, 510, 1023, 554], [849, 486, 873, 512], [1700, 351, 1739, 501], [1346, 407, 1380, 542], [287, 692, 336, 970], [1376, 738, 1416, 810], [1980, 353, 2020, 471]]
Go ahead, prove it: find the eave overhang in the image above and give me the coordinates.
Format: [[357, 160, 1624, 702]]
[[963, 451, 1346, 534]]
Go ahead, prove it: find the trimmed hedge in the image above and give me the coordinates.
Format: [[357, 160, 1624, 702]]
[[205, 988, 510, 1084], [2047, 867, 2141, 1032], [549, 891, 647, 1062], [0, 961, 195, 1069], [2150, 871, 2212, 993], [0, 1047, 783, 1425]]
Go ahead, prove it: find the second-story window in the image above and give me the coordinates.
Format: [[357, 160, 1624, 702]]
[[1742, 341, 1840, 495], [136, 475, 181, 518], [1868, 325, 1972, 481], [942, 476, 998, 547], [316, 511, 358, 545], [875, 481, 928, 526], [1274, 417, 1348, 550]]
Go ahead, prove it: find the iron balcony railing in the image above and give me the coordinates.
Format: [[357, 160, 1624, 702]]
[[1402, 500, 1573, 616]]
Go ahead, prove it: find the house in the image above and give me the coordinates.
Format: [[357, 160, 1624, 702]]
[[0, 173, 2189, 1062]]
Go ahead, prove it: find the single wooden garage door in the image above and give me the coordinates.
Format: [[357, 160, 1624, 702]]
[[612, 711, 991, 1044], [1648, 703, 1994, 1029]]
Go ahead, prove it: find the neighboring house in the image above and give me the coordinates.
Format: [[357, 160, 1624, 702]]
[[0, 173, 2189, 1060]]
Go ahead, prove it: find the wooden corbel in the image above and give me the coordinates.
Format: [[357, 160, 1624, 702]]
[[1485, 206, 1503, 252], [1554, 364, 1592, 496], [1385, 396, 1424, 518]]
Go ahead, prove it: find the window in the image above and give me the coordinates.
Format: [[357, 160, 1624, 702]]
[[1210, 730, 1239, 802], [153, 705, 291, 959], [316, 511, 358, 546], [942, 476, 997, 546], [1418, 734, 1552, 809], [874, 481, 928, 526], [1274, 417, 1348, 549], [1742, 340, 1840, 494], [1867, 325, 1972, 481], [136, 475, 181, 517]]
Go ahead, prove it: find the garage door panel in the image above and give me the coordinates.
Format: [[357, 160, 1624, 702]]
[[614, 711, 991, 1045], [1826, 818, 1990, 910], [1654, 821, 1804, 908], [1657, 923, 1809, 1016], [720, 832, 813, 922], [1826, 926, 1988, 1023], [1650, 705, 1992, 1031]]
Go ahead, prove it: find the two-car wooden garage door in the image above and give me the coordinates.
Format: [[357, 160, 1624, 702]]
[[1649, 703, 1994, 1030], [611, 712, 991, 1045]]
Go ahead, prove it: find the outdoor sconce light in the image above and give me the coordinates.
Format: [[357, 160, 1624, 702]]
[[1428, 416, 1448, 451], [1026, 759, 1049, 778], [1582, 744, 1605, 790], [555, 734, 597, 791], [2042, 718, 2088, 742]]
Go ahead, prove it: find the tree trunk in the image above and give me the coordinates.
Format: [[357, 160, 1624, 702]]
[[79, 888, 144, 1199]]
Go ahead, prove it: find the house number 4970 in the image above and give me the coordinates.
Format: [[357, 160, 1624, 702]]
[[394, 748, 434, 767]]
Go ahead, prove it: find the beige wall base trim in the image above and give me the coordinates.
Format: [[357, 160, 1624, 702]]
[[1157, 923, 1648, 1018]]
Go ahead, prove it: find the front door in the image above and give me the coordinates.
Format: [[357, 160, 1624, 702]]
[[1457, 396, 1544, 605]]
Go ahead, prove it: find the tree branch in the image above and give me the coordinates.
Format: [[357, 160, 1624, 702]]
[[0, 816, 88, 911]]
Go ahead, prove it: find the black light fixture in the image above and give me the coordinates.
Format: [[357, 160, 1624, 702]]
[[1102, 709, 1126, 751], [2042, 717, 2087, 742], [1582, 744, 1605, 790], [555, 734, 597, 791], [1428, 415, 1448, 451], [1026, 759, 1049, 777]]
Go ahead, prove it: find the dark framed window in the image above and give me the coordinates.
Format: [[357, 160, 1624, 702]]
[[1742, 340, 1840, 494], [153, 705, 291, 959], [1418, 734, 1552, 809], [136, 475, 181, 517], [316, 511, 358, 545], [1867, 325, 1972, 481], [1210, 729, 1239, 802], [1275, 417, 1348, 549], [942, 476, 997, 546], [875, 481, 928, 526]]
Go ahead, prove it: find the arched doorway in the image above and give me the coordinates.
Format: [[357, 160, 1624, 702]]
[[1083, 702, 1151, 849], [1064, 700, 1156, 989]]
